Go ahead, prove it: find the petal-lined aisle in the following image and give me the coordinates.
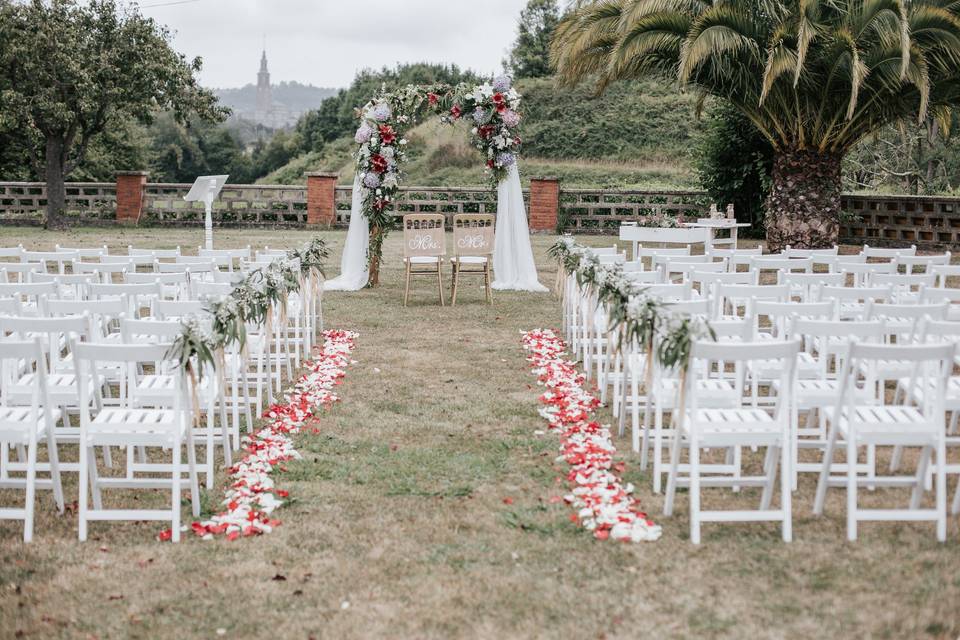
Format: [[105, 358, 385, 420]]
[[165, 329, 358, 541], [522, 329, 661, 543]]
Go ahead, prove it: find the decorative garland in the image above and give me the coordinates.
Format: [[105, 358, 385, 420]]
[[523, 329, 661, 542], [167, 237, 330, 378], [547, 235, 714, 369], [353, 75, 522, 286], [158, 329, 357, 541]]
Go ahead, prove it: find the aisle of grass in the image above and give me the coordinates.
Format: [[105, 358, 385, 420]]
[[0, 226, 957, 639]]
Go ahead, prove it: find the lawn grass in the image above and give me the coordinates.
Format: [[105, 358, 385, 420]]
[[0, 226, 958, 639]]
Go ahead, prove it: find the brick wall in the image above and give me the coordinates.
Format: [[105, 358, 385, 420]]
[[306, 172, 337, 226], [115, 172, 148, 224], [529, 177, 560, 232]]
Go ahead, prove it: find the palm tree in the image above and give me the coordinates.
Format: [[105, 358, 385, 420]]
[[551, 1, 960, 250]]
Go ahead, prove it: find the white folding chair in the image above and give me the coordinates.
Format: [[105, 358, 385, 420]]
[[896, 253, 951, 275], [862, 244, 916, 261], [664, 338, 801, 543], [119, 318, 232, 486], [55, 244, 107, 261], [813, 342, 954, 542], [816, 284, 893, 320], [783, 318, 888, 490], [73, 342, 199, 542], [21, 250, 76, 274], [640, 317, 752, 494], [870, 273, 936, 302], [0, 339, 64, 542]]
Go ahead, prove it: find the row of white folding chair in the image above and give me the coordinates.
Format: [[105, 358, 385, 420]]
[[662, 335, 955, 543], [0, 300, 305, 541], [0, 313, 224, 472], [626, 305, 951, 494], [0, 326, 196, 541]]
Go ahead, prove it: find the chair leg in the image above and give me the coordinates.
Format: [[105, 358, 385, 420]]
[[485, 263, 492, 303], [910, 445, 932, 510], [78, 441, 89, 541], [403, 262, 411, 307], [781, 438, 792, 542], [46, 429, 64, 513], [935, 440, 946, 542], [451, 263, 459, 306], [24, 440, 37, 543], [437, 265, 445, 306], [813, 424, 838, 515], [663, 431, 682, 516], [219, 392, 232, 468], [171, 438, 182, 543], [88, 447, 103, 510], [846, 438, 858, 542], [760, 445, 778, 510], [690, 438, 701, 544], [186, 432, 200, 519], [951, 469, 960, 515]]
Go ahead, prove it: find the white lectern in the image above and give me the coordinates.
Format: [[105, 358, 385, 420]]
[[184, 175, 228, 250]]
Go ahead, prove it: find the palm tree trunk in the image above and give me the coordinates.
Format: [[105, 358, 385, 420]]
[[764, 148, 841, 252]]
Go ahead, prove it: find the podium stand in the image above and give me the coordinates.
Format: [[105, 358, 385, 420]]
[[184, 175, 228, 250]]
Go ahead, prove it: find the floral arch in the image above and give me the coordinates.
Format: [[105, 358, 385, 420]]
[[351, 76, 522, 286]]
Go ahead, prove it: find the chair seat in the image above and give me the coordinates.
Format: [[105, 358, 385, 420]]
[[451, 256, 488, 265], [10, 373, 96, 403], [899, 376, 960, 409], [681, 408, 783, 444], [823, 405, 940, 445], [406, 256, 442, 264], [750, 352, 818, 379], [658, 379, 740, 409], [85, 408, 184, 445], [0, 407, 60, 442]]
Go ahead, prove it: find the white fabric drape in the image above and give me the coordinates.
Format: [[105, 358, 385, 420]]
[[324, 176, 370, 291], [492, 163, 548, 292]]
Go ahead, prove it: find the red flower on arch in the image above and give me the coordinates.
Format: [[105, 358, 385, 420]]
[[378, 125, 396, 145], [369, 154, 388, 174]]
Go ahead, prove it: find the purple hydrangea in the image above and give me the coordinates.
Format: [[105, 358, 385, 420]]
[[492, 75, 512, 92], [472, 107, 488, 124], [354, 123, 374, 144], [372, 103, 392, 122], [362, 172, 381, 189], [501, 109, 521, 128], [496, 152, 516, 168]]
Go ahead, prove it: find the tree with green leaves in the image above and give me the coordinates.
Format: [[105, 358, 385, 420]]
[[552, 1, 960, 250], [692, 101, 774, 232], [0, 0, 226, 228], [507, 0, 562, 79]]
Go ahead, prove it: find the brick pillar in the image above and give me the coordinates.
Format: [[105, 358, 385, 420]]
[[306, 172, 338, 227], [115, 171, 148, 225], [529, 176, 560, 232]]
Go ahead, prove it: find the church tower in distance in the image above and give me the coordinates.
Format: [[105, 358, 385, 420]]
[[255, 49, 272, 117]]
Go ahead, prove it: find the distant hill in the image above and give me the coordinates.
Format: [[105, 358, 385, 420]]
[[214, 81, 338, 127], [259, 76, 706, 189]]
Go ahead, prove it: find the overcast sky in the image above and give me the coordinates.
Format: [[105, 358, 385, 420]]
[[133, 0, 531, 89]]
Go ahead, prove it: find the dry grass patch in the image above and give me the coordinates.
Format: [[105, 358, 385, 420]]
[[0, 226, 957, 639]]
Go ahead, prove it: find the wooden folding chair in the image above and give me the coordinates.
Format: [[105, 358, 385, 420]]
[[450, 214, 494, 305], [402, 214, 446, 306]]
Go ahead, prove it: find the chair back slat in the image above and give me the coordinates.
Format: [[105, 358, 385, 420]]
[[403, 214, 446, 259]]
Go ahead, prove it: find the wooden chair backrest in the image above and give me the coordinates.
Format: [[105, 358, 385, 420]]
[[403, 214, 446, 259], [452, 214, 494, 258]]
